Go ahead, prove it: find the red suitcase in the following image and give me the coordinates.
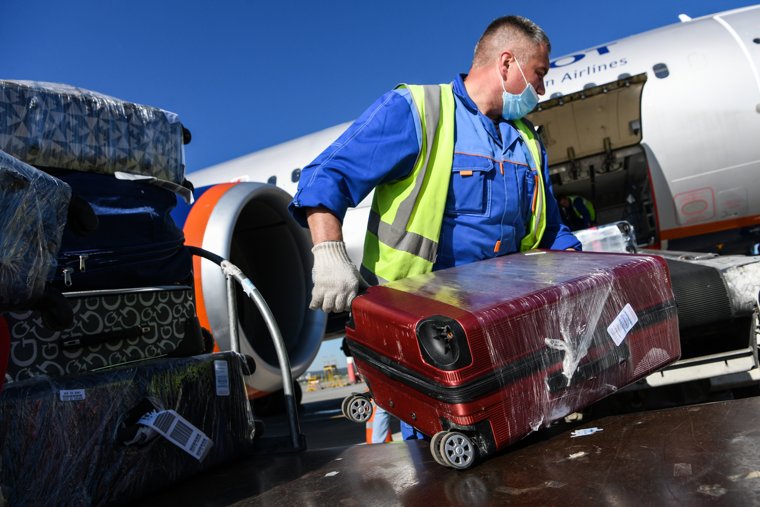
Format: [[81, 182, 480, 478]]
[[344, 250, 680, 469]]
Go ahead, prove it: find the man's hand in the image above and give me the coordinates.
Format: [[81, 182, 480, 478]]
[[310, 241, 369, 313]]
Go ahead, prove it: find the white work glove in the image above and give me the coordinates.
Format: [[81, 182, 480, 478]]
[[310, 241, 369, 313]]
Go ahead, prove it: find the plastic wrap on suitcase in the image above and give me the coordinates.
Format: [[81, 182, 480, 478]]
[[3, 286, 205, 384], [47, 168, 192, 291], [346, 251, 680, 460], [0, 318, 8, 393], [0, 352, 255, 506], [0, 150, 71, 309], [0, 80, 186, 189], [573, 221, 637, 253]]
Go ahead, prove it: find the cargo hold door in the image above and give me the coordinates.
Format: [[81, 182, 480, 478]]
[[526, 74, 657, 245]]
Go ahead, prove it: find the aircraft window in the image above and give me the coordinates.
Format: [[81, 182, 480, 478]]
[[291, 168, 301, 182], [583, 83, 597, 90], [618, 73, 631, 80], [754, 38, 760, 44], [653, 63, 669, 79], [550, 92, 563, 99], [267, 175, 277, 185]]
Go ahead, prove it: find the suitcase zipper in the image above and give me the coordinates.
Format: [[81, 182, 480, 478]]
[[57, 239, 186, 287], [62, 267, 73, 287]]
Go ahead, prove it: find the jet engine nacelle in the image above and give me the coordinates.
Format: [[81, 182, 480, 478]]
[[179, 182, 326, 396]]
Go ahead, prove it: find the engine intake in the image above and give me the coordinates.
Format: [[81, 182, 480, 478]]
[[181, 182, 326, 395]]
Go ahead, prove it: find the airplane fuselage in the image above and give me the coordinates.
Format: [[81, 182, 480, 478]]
[[541, 5, 760, 250]]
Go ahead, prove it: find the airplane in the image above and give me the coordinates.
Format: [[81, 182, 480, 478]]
[[178, 5, 760, 402]]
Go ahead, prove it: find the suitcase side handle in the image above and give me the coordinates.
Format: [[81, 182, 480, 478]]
[[545, 339, 631, 393], [60, 326, 152, 349]]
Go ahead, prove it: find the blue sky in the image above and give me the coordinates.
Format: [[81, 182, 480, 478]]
[[4, 0, 755, 370], [3, 0, 755, 175]]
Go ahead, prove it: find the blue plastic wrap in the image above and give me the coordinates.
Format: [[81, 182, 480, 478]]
[[0, 150, 71, 309], [0, 352, 256, 506]]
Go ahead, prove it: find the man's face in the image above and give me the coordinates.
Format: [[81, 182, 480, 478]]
[[504, 43, 549, 97], [558, 197, 570, 208]]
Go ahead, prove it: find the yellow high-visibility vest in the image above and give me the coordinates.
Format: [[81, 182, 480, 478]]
[[361, 85, 546, 284]]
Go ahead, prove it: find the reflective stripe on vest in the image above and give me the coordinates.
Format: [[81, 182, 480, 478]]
[[514, 119, 547, 252], [568, 194, 597, 222], [360, 84, 456, 284]]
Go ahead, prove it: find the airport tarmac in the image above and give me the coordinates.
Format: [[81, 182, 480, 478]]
[[264, 381, 402, 449]]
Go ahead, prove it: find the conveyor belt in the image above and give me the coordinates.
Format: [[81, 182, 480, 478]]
[[666, 258, 732, 328]]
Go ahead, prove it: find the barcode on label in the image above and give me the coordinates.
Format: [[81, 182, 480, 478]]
[[59, 389, 86, 402], [214, 360, 230, 396], [154, 411, 176, 433], [607, 303, 639, 346], [170, 419, 194, 446], [137, 409, 214, 461]]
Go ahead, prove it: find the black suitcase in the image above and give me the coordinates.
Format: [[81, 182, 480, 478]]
[[45, 168, 193, 291], [0, 351, 256, 506], [2, 285, 206, 383], [0, 150, 71, 310]]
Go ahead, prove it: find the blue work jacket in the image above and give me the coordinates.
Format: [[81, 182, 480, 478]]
[[290, 74, 581, 270]]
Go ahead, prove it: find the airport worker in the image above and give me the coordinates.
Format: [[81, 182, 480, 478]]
[[557, 194, 596, 231], [289, 15, 581, 440], [366, 403, 393, 444]]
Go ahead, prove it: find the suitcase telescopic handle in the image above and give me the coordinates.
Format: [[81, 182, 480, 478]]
[[185, 245, 304, 451]]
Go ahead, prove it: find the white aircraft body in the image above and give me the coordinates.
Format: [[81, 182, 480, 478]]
[[184, 5, 760, 397]]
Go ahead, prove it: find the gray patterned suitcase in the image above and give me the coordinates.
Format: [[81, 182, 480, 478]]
[[0, 351, 256, 506], [0, 149, 71, 310], [2, 285, 206, 383], [0, 80, 186, 191]]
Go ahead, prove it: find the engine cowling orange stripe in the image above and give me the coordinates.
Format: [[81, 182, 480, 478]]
[[183, 183, 236, 351], [660, 215, 760, 241]]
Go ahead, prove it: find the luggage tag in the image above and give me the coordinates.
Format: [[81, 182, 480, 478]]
[[59, 389, 86, 401], [214, 359, 230, 396], [138, 409, 213, 461], [607, 303, 639, 346]]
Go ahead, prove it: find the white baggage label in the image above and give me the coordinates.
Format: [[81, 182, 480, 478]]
[[138, 409, 213, 461], [607, 303, 639, 346], [214, 360, 230, 396], [59, 389, 86, 402]]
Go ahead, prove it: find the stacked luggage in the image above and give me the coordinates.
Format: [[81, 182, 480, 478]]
[[0, 80, 256, 504], [0, 149, 73, 392], [345, 250, 681, 469]]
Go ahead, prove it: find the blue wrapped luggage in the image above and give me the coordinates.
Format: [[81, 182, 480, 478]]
[[47, 168, 193, 291]]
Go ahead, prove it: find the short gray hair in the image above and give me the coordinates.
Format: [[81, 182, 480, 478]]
[[472, 15, 551, 68]]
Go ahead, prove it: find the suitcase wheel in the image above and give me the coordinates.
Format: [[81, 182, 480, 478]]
[[433, 431, 477, 470], [341, 393, 372, 424]]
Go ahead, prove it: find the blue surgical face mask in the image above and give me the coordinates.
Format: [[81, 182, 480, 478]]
[[500, 57, 539, 120]]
